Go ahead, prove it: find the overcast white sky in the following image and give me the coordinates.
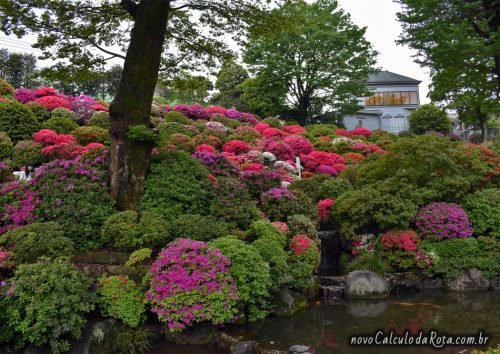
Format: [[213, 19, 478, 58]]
[[0, 0, 431, 103], [336, 0, 431, 103]]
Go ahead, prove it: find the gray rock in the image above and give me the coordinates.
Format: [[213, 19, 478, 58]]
[[289, 344, 311, 353], [345, 271, 389, 299], [447, 269, 489, 292], [69, 319, 118, 354], [422, 277, 444, 289], [387, 272, 423, 293], [273, 288, 309, 316], [488, 276, 500, 291], [215, 332, 256, 354]]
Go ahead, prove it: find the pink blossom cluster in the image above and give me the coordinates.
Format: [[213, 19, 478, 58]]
[[415, 202, 473, 240]]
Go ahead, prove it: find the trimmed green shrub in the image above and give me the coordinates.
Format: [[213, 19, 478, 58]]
[[305, 123, 338, 138], [210, 236, 272, 322], [261, 187, 316, 222], [348, 253, 391, 275], [2, 258, 95, 353], [51, 107, 77, 121], [0, 99, 40, 142], [101, 211, 170, 251], [246, 219, 286, 247], [168, 214, 230, 241], [423, 237, 500, 280], [71, 126, 110, 145], [42, 116, 79, 134], [11, 140, 45, 169], [0, 78, 14, 96], [408, 104, 452, 134], [463, 189, 500, 239], [252, 238, 289, 291], [97, 275, 146, 328], [88, 111, 110, 129], [140, 151, 213, 221], [25, 101, 51, 122], [164, 111, 191, 124], [0, 131, 13, 160], [125, 248, 152, 268], [0, 222, 74, 264], [261, 117, 282, 128], [159, 122, 196, 139], [287, 214, 318, 239]]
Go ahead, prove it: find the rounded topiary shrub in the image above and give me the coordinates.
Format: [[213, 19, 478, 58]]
[[252, 237, 289, 291], [2, 258, 95, 353], [415, 202, 473, 240], [164, 111, 191, 125], [168, 214, 230, 241], [159, 122, 196, 139], [0, 222, 74, 264], [408, 104, 452, 134], [246, 219, 286, 247], [71, 126, 110, 145], [287, 214, 318, 239], [11, 140, 46, 169], [210, 236, 272, 322], [140, 151, 213, 221], [88, 111, 110, 129], [463, 188, 500, 239], [25, 101, 51, 122], [146, 239, 239, 332], [101, 211, 171, 251], [0, 99, 40, 142], [42, 116, 79, 134], [51, 107, 77, 121], [0, 131, 13, 160], [287, 234, 320, 290], [34, 95, 71, 111], [97, 275, 146, 328]]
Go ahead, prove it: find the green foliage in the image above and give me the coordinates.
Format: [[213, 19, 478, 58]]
[[261, 188, 316, 222], [140, 151, 213, 221], [163, 111, 191, 124], [210, 236, 272, 322], [71, 126, 110, 145], [168, 214, 230, 241], [113, 326, 153, 354], [348, 253, 391, 275], [333, 135, 490, 238], [125, 248, 152, 268], [25, 101, 51, 122], [97, 275, 146, 328], [246, 219, 286, 247], [3, 258, 95, 353], [287, 214, 318, 238], [239, 77, 287, 117], [0, 77, 14, 96], [245, 0, 376, 124], [158, 122, 196, 139], [463, 189, 500, 239], [423, 237, 500, 280], [158, 73, 211, 104], [252, 238, 289, 291], [0, 222, 74, 264], [11, 140, 45, 168], [88, 111, 110, 129], [209, 177, 259, 229], [42, 115, 78, 134], [0, 131, 13, 160], [51, 107, 76, 121], [128, 124, 160, 145], [0, 99, 39, 142], [212, 59, 250, 111], [261, 117, 282, 128], [101, 211, 170, 251], [305, 124, 338, 138], [408, 104, 451, 134]]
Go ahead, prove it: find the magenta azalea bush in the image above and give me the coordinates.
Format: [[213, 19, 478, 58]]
[[0, 181, 41, 234], [415, 202, 473, 240], [147, 239, 239, 331]]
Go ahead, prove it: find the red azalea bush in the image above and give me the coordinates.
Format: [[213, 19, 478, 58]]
[[271, 221, 289, 235], [290, 234, 318, 256], [343, 152, 365, 163], [264, 140, 294, 160], [254, 123, 270, 134], [222, 140, 251, 155], [351, 142, 386, 155], [34, 129, 77, 146], [317, 199, 335, 220], [195, 144, 217, 154], [351, 127, 372, 138], [282, 125, 306, 134], [245, 163, 265, 171], [34, 87, 58, 98], [379, 230, 432, 269], [262, 127, 286, 139], [283, 135, 314, 156], [35, 96, 71, 111], [146, 239, 239, 331], [334, 128, 352, 137]]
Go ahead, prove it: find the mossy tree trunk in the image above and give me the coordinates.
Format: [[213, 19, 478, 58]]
[[108, 0, 170, 210]]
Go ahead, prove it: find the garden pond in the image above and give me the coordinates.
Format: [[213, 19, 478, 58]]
[[150, 290, 500, 354]]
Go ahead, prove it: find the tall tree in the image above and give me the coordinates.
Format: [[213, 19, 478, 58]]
[[158, 72, 212, 104], [396, 0, 500, 141], [212, 59, 250, 109], [0, 0, 272, 210], [244, 0, 377, 125]]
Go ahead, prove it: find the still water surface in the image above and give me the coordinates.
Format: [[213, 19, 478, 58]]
[[150, 290, 500, 354]]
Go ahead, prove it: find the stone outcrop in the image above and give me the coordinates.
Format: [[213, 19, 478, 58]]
[[446, 269, 489, 292], [345, 271, 389, 299]]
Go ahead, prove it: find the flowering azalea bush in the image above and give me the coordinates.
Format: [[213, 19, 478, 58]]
[[351, 127, 372, 138], [35, 96, 71, 111], [415, 202, 473, 240], [379, 230, 432, 269], [317, 199, 335, 220], [351, 233, 375, 256], [14, 88, 36, 103], [0, 181, 41, 234], [147, 239, 239, 331], [222, 140, 251, 155], [287, 234, 320, 290]]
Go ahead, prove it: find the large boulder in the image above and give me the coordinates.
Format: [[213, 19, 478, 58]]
[[273, 288, 309, 316], [215, 332, 256, 354], [447, 269, 489, 292], [345, 271, 389, 299]]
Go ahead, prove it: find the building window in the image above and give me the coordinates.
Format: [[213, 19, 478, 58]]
[[365, 91, 418, 106]]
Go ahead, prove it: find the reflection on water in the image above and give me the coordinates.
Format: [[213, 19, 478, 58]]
[[150, 290, 500, 354]]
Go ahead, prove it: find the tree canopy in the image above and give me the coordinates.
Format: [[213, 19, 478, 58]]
[[408, 104, 452, 134], [244, 0, 377, 125], [396, 0, 500, 140]]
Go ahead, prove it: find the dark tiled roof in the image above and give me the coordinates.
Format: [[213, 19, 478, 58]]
[[368, 70, 421, 85]]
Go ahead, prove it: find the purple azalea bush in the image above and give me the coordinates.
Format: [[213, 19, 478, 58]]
[[415, 202, 473, 240], [146, 239, 239, 331]]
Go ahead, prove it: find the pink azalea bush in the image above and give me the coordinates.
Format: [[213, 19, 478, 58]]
[[0, 181, 41, 234], [415, 202, 473, 240], [317, 199, 335, 220], [146, 239, 239, 331], [35, 96, 71, 111]]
